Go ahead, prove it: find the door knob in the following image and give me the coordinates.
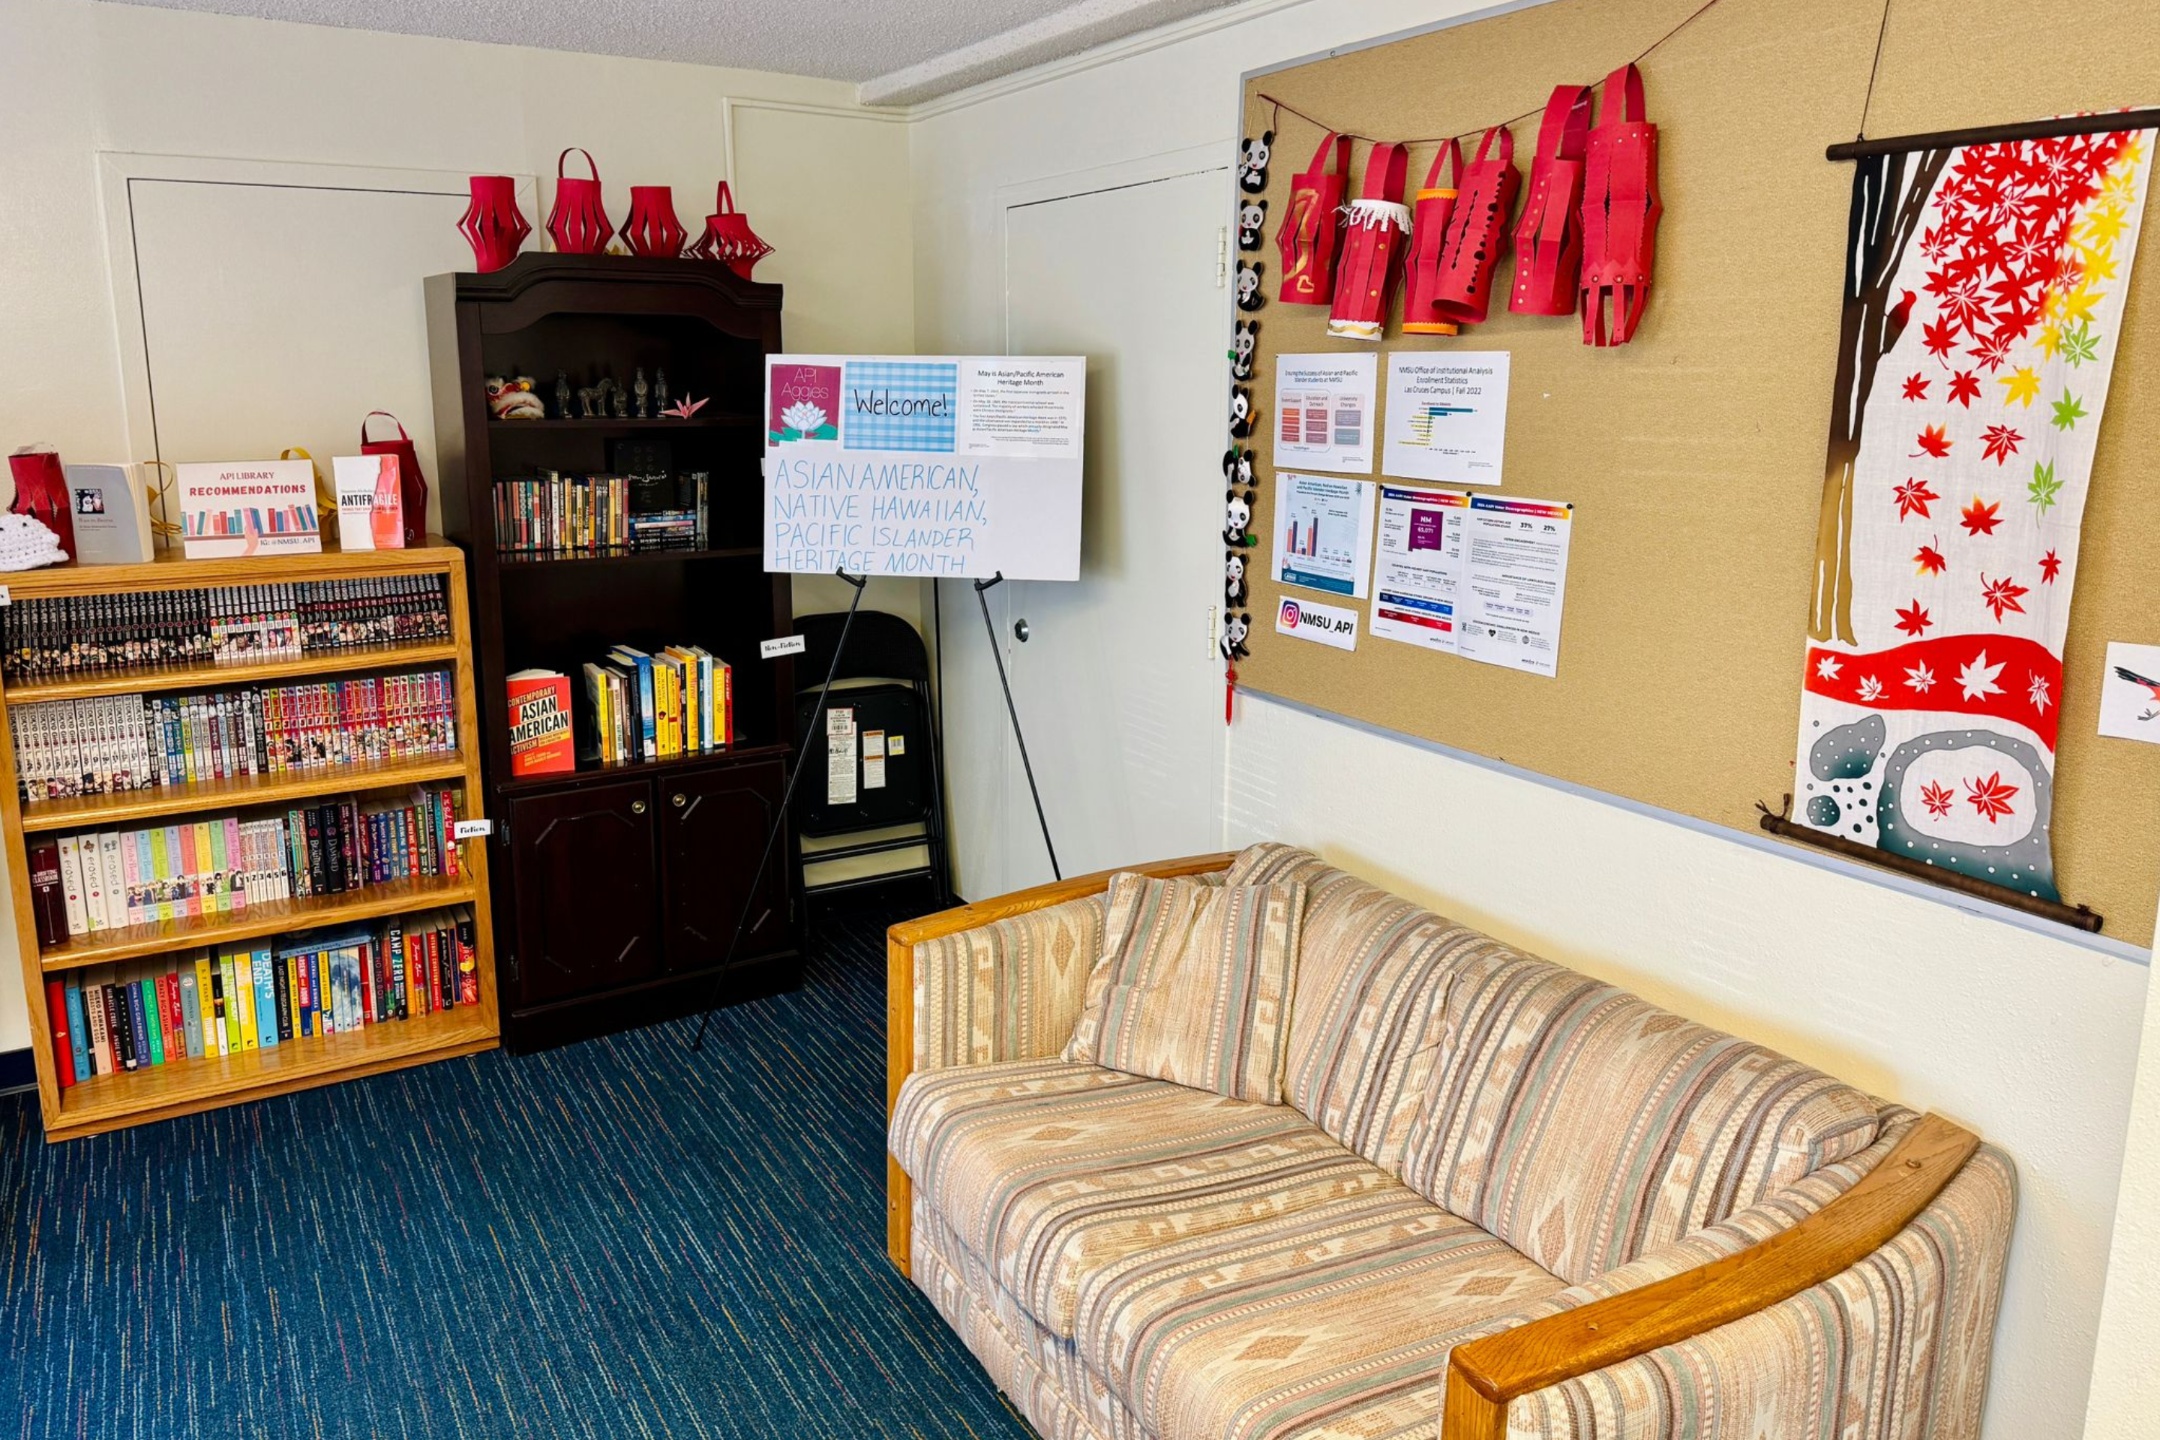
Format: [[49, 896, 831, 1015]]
[[631, 799, 647, 814], [1014, 618, 1032, 643], [672, 792, 686, 807]]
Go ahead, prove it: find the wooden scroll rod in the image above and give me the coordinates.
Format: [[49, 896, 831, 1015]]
[[1756, 797, 2101, 932], [1828, 108, 2160, 161]]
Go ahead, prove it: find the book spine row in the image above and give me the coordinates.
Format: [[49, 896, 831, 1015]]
[[495, 474, 629, 557], [0, 575, 452, 681], [10, 670, 456, 800], [26, 787, 460, 947], [42, 905, 479, 1087], [581, 646, 732, 765]]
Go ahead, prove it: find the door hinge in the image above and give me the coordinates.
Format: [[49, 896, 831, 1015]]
[[1216, 225, 1229, 288]]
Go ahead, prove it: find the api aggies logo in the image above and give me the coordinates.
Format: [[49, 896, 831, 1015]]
[[769, 364, 842, 443], [1276, 596, 1358, 651]]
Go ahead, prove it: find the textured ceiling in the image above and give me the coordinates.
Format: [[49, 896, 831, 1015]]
[[99, 0, 1242, 102]]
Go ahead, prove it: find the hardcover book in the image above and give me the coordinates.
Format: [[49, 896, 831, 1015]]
[[173, 460, 321, 559], [506, 670, 575, 776]]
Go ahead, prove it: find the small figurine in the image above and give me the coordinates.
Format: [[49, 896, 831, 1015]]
[[485, 374, 545, 421], [1220, 611, 1252, 661], [1224, 446, 1255, 490], [1237, 132, 1273, 194], [1225, 551, 1248, 606], [662, 394, 709, 419], [576, 385, 599, 418], [1236, 197, 1267, 251], [634, 368, 651, 419], [1231, 321, 1257, 381], [1224, 489, 1253, 547], [555, 371, 573, 418], [1228, 386, 1258, 440], [609, 378, 630, 418], [654, 368, 671, 413], [1235, 260, 1265, 311]]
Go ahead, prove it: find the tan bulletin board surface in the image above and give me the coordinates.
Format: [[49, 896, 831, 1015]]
[[1236, 0, 2160, 942]]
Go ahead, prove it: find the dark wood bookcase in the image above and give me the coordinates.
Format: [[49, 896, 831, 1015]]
[[424, 253, 799, 1052]]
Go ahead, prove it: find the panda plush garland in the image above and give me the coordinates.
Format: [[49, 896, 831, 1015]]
[[1231, 321, 1257, 381], [1223, 487, 1253, 547], [1237, 132, 1272, 194], [1234, 260, 1265, 312], [1224, 445, 1256, 491], [1220, 611, 1252, 661], [1225, 551, 1248, 607], [1228, 386, 1258, 440], [1236, 197, 1267, 251]]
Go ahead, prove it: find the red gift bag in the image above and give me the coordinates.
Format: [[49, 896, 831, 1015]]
[[1581, 63, 1662, 346], [360, 412, 427, 547], [1327, 143, 1411, 341], [1400, 140, 1464, 336], [1430, 127, 1520, 327], [6, 449, 75, 561], [1509, 85, 1593, 316], [1276, 132, 1352, 306], [545, 147, 614, 256]]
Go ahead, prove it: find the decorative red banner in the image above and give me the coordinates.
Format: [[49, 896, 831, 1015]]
[[1803, 633, 2062, 750]]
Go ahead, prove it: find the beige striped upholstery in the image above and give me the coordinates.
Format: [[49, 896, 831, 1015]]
[[892, 844, 2014, 1440]]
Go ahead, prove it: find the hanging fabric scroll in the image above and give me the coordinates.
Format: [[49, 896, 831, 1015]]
[[1792, 124, 2153, 903]]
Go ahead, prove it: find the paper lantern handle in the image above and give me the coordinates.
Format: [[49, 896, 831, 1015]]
[[559, 147, 600, 183]]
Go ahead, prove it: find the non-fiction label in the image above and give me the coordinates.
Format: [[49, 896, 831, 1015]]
[[760, 634, 808, 659]]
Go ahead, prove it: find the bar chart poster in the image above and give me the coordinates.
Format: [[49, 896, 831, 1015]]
[[1272, 471, 1375, 598], [1382, 351, 1509, 486]]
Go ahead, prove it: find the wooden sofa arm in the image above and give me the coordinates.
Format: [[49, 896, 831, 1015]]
[[1441, 1112, 1981, 1440], [885, 851, 1236, 1274]]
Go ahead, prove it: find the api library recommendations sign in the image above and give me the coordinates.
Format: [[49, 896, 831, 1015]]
[[763, 355, 1085, 581]]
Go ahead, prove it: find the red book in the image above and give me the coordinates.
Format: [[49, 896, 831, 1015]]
[[505, 670, 575, 776], [45, 980, 73, 1090]]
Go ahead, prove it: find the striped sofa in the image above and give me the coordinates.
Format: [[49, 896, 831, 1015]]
[[885, 845, 2015, 1440]]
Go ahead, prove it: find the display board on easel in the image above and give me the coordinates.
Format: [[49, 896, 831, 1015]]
[[1232, 0, 2160, 942]]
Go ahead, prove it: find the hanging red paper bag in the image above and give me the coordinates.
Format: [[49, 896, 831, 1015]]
[[359, 412, 426, 547], [1509, 85, 1593, 316], [1580, 63, 1662, 346], [1400, 139, 1464, 336], [690, 182, 774, 279], [1276, 132, 1352, 305], [545, 148, 614, 255], [457, 175, 530, 273], [1430, 127, 1520, 327], [1327, 143, 1411, 341], [6, 448, 75, 561]]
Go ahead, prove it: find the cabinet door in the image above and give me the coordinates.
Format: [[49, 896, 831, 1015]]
[[660, 760, 791, 973], [506, 778, 661, 1009]]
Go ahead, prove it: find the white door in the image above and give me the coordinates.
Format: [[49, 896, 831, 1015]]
[[940, 164, 1230, 900]]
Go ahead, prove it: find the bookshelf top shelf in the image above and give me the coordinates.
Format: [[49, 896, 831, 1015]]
[[0, 539, 465, 602], [4, 639, 462, 705], [487, 416, 756, 431], [21, 754, 467, 834]]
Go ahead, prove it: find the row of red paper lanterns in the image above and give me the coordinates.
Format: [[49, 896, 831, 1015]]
[[457, 148, 774, 278]]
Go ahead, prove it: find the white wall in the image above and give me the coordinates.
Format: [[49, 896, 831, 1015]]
[[908, 2, 2153, 1435], [0, 0, 919, 1052], [2084, 899, 2160, 1437]]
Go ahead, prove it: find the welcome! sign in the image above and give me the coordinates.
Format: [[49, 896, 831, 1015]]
[[763, 354, 1085, 581]]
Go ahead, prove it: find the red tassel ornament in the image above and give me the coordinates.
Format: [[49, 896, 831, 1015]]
[[546, 148, 614, 255], [1276, 133, 1351, 305], [458, 175, 530, 273], [1400, 140, 1464, 336], [1580, 64, 1662, 346], [1327, 143, 1411, 342], [623, 185, 688, 258], [690, 182, 774, 279], [1430, 127, 1519, 328], [1509, 86, 1592, 316]]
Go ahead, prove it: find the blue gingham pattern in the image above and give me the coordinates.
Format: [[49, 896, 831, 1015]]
[[843, 361, 958, 453]]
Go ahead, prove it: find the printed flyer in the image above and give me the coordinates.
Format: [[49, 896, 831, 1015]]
[[1381, 351, 1510, 486], [1273, 352, 1378, 473], [1272, 471, 1376, 599]]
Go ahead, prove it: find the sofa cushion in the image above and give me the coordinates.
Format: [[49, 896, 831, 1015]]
[[1064, 872, 1305, 1103], [891, 1058, 1393, 1338], [1398, 948, 1883, 1285]]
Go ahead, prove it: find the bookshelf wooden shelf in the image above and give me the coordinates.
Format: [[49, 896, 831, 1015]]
[[2, 541, 500, 1141], [6, 640, 463, 704], [40, 874, 482, 972], [21, 756, 468, 833]]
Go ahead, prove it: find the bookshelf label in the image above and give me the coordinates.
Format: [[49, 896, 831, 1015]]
[[0, 586, 12, 606], [759, 635, 806, 659], [453, 819, 494, 840]]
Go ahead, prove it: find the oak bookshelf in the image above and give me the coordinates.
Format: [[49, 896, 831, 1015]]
[[1, 541, 499, 1141]]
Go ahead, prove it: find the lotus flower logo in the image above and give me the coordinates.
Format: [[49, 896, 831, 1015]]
[[781, 401, 827, 434], [768, 363, 843, 443]]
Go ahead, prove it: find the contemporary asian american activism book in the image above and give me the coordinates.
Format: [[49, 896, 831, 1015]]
[[505, 670, 574, 777]]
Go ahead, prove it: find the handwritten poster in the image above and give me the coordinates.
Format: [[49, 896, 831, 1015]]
[[1382, 351, 1509, 486], [1274, 353, 1378, 473], [764, 354, 1086, 580]]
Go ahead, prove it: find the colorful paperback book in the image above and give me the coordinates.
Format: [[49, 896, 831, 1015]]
[[331, 454, 405, 552], [64, 980, 90, 1082], [505, 670, 575, 777], [63, 463, 156, 565], [178, 965, 203, 1059], [251, 943, 279, 1048]]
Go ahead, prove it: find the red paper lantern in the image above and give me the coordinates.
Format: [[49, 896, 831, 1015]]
[[458, 175, 530, 273], [1581, 64, 1662, 346], [689, 182, 774, 279], [1276, 132, 1351, 305], [546, 148, 614, 255], [1327, 143, 1411, 342], [1509, 86, 1593, 316], [1430, 127, 1520, 327], [1400, 140, 1463, 336], [623, 184, 688, 258]]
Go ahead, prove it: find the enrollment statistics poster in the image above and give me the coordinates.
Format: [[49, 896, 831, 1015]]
[[763, 355, 1085, 581], [1371, 484, 1573, 677]]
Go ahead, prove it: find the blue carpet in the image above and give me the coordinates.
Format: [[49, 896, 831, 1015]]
[[0, 902, 1034, 1440]]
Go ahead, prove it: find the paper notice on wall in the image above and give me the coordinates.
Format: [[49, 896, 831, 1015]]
[[957, 357, 1084, 456], [1382, 352, 1509, 486], [1371, 484, 1470, 653], [863, 729, 888, 788], [826, 706, 858, 805], [1274, 595, 1360, 650], [1272, 472, 1376, 599], [1274, 353, 1378, 473], [887, 734, 906, 756], [2099, 643, 2160, 744], [1453, 495, 1574, 678]]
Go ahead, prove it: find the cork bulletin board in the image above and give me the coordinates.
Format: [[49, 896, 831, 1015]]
[[1234, 0, 2160, 943]]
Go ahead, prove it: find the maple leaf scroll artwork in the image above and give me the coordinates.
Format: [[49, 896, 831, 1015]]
[[1795, 125, 2153, 903]]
